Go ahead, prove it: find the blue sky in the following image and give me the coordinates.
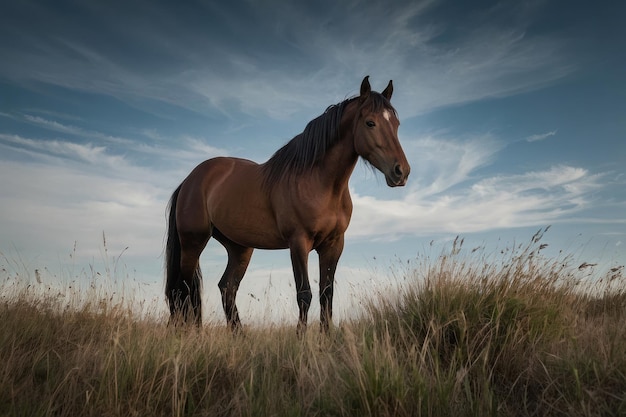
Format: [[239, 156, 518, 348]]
[[1, 0, 624, 322]]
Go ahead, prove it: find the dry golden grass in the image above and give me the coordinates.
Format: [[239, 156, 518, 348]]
[[1, 230, 625, 416]]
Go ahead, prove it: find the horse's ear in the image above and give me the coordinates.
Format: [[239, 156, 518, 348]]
[[382, 80, 393, 101], [360, 76, 371, 100]]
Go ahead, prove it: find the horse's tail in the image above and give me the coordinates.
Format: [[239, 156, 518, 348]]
[[165, 184, 202, 324]]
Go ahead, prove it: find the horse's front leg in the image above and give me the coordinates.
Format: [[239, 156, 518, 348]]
[[317, 234, 344, 333], [289, 236, 313, 336]]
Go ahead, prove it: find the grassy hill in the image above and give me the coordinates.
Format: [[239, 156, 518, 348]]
[[1, 233, 625, 416]]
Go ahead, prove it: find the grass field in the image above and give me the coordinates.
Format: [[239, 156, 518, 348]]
[[1, 230, 625, 416]]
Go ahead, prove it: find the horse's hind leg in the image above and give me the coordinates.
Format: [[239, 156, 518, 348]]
[[178, 230, 210, 326], [214, 230, 253, 331]]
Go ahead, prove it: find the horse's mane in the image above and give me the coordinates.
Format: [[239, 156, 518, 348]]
[[261, 93, 394, 188]]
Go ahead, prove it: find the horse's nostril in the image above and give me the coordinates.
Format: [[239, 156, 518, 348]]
[[394, 163, 403, 178]]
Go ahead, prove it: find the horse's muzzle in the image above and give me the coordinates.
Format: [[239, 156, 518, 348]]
[[386, 162, 410, 187]]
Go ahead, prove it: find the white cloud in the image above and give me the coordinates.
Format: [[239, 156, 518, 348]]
[[0, 117, 228, 175], [0, 158, 169, 275], [402, 134, 503, 197], [526, 130, 557, 142], [23, 114, 87, 136], [0, 130, 229, 280], [348, 165, 605, 240], [0, 133, 128, 171], [21, 114, 134, 146]]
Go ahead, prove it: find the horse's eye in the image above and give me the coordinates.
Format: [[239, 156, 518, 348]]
[[366, 120, 376, 128]]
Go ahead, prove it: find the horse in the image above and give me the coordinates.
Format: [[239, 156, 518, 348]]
[[165, 76, 410, 333]]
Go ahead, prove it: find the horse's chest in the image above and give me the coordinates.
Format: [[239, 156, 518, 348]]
[[272, 186, 352, 243], [307, 197, 352, 237]]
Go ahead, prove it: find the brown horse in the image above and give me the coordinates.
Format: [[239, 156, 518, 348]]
[[165, 76, 410, 332]]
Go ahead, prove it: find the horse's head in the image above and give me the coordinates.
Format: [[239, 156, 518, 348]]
[[353, 76, 410, 187]]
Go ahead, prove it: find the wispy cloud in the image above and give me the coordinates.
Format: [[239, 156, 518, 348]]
[[0, 1, 577, 119], [0, 133, 123, 167], [21, 114, 132, 145], [526, 130, 557, 142], [348, 165, 606, 240], [181, 2, 576, 119], [402, 134, 503, 197], [1, 112, 229, 170], [24, 108, 84, 122]]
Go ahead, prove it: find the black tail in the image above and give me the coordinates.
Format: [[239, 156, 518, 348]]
[[165, 184, 202, 325]]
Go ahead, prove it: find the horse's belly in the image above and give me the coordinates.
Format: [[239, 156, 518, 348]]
[[214, 216, 288, 249], [209, 191, 287, 249]]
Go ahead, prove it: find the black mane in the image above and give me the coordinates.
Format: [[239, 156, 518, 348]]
[[261, 93, 395, 188]]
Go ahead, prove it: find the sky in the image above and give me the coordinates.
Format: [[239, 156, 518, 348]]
[[1, 0, 625, 324]]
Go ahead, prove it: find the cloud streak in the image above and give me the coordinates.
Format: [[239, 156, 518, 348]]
[[349, 165, 605, 240], [0, 112, 228, 173], [402, 134, 504, 197], [0, 133, 122, 167], [526, 130, 558, 142], [0, 1, 577, 120]]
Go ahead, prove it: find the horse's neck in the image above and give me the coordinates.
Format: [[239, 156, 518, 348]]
[[315, 117, 359, 192]]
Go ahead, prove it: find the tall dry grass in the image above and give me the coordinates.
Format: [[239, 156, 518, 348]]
[[1, 230, 625, 416]]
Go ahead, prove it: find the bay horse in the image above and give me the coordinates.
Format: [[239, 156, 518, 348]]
[[165, 76, 410, 333]]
